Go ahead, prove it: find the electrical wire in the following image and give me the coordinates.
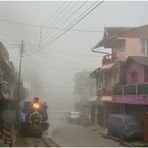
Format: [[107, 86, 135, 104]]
[[41, 1, 85, 45], [0, 18, 103, 32], [41, 1, 67, 25], [41, 50, 98, 70], [24, 1, 99, 54], [41, 1, 80, 40], [23, 1, 104, 57], [43, 48, 104, 58], [41, 1, 69, 30], [27, 1, 82, 53], [42, 1, 104, 49]]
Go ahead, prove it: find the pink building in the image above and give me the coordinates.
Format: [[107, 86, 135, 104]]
[[113, 56, 148, 105], [91, 24, 148, 126]]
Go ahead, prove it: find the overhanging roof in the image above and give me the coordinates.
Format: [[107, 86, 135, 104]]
[[93, 27, 133, 49], [125, 56, 148, 66], [93, 24, 148, 49]]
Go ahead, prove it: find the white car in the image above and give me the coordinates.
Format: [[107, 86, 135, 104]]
[[68, 112, 80, 124]]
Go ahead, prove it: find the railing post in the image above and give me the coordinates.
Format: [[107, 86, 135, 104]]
[[136, 84, 138, 95], [122, 85, 124, 95]]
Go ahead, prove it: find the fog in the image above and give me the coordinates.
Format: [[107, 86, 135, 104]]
[[0, 1, 148, 125]]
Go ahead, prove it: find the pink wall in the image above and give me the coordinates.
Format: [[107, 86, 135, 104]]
[[115, 38, 147, 62], [125, 61, 144, 84]]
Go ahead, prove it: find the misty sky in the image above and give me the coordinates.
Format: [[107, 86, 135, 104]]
[[0, 1, 148, 110]]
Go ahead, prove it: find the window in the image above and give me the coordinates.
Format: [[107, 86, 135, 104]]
[[141, 39, 148, 54]]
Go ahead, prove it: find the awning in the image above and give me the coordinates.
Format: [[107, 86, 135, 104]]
[[101, 63, 115, 72], [101, 96, 112, 102]]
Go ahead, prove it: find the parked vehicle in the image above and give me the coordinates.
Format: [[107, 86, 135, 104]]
[[68, 112, 80, 124], [108, 114, 144, 139]]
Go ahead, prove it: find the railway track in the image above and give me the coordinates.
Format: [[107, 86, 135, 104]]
[[24, 136, 59, 147]]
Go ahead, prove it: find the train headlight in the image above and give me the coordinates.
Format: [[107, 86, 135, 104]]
[[33, 103, 40, 109]]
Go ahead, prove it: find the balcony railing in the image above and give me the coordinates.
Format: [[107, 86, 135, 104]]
[[97, 85, 113, 96], [113, 83, 148, 95]]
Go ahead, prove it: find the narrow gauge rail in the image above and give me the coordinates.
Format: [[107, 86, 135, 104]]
[[24, 137, 59, 147]]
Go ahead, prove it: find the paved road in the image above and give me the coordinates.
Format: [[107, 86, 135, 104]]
[[48, 119, 121, 147]]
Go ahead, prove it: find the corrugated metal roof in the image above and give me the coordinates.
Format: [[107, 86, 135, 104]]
[[104, 27, 132, 38]]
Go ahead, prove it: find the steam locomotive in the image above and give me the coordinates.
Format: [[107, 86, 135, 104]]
[[20, 97, 49, 136]]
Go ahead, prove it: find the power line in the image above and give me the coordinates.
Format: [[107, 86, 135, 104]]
[[24, 1, 104, 57], [0, 1, 103, 52], [41, 50, 97, 70], [41, 1, 80, 39], [41, 1, 85, 45], [0, 18, 39, 27], [41, 1, 67, 25], [39, 2, 72, 45], [42, 27, 103, 32], [41, 1, 104, 49], [27, 1, 83, 52], [41, 1, 90, 46], [42, 1, 69, 29], [44, 48, 104, 58], [0, 18, 103, 32]]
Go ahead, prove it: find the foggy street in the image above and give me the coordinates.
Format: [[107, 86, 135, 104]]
[[1, 1, 148, 147], [48, 117, 120, 147]]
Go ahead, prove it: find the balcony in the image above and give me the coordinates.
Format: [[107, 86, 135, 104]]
[[102, 54, 115, 65], [97, 85, 113, 95], [113, 83, 148, 105]]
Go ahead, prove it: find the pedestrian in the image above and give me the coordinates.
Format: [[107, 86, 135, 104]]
[[20, 110, 26, 135]]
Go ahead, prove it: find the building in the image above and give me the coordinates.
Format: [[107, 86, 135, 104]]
[[0, 42, 26, 124], [113, 56, 148, 119], [91, 24, 148, 127], [74, 71, 97, 124]]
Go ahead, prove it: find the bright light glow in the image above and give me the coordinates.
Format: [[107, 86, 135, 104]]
[[33, 103, 40, 109]]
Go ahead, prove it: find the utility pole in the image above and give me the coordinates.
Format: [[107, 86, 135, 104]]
[[17, 40, 24, 104]]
